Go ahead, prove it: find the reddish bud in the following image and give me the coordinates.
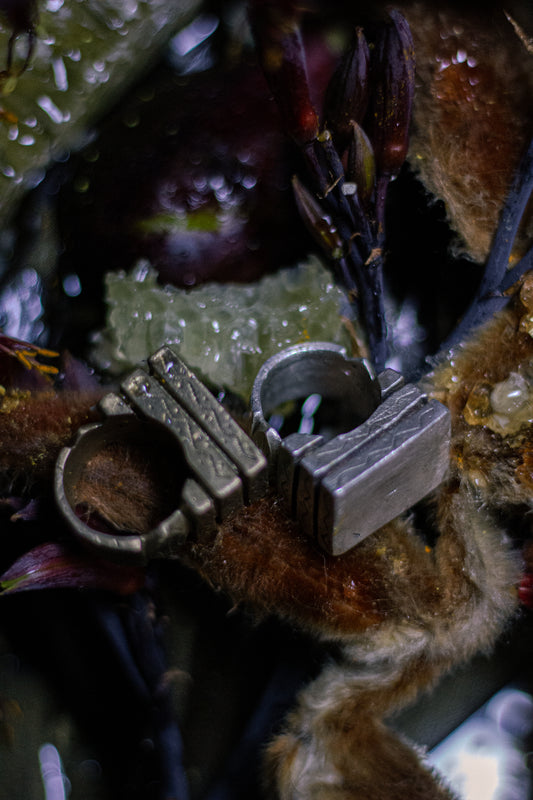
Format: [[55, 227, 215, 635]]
[[323, 27, 370, 152], [519, 572, 533, 609], [248, 0, 319, 144], [365, 10, 415, 178]]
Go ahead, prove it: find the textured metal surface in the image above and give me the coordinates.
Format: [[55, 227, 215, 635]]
[[149, 347, 267, 502], [250, 342, 380, 459], [315, 394, 450, 554], [277, 433, 324, 510], [251, 342, 451, 555], [54, 347, 267, 564], [54, 416, 191, 565], [56, 342, 450, 561], [121, 368, 243, 519]]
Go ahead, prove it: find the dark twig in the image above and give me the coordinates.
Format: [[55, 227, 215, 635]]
[[484, 134, 533, 295], [249, 2, 415, 372], [125, 591, 190, 800], [442, 133, 533, 350], [95, 591, 190, 800], [501, 244, 533, 292], [205, 636, 323, 800]]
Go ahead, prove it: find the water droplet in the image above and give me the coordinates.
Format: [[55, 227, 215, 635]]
[[74, 176, 90, 193], [132, 379, 151, 398], [37, 96, 66, 124], [463, 382, 492, 426], [491, 373, 529, 416], [63, 274, 82, 297], [209, 175, 224, 191], [241, 174, 257, 190], [52, 57, 69, 92]]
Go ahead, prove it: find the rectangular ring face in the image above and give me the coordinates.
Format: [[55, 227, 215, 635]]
[[121, 369, 243, 520], [150, 348, 268, 503], [317, 399, 450, 554], [295, 384, 426, 543]]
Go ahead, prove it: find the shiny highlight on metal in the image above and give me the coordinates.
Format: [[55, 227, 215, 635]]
[[251, 343, 450, 555], [54, 346, 268, 565], [55, 342, 450, 562]]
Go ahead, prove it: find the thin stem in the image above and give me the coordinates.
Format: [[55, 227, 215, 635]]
[[500, 243, 533, 292], [303, 136, 387, 368], [345, 239, 387, 371], [375, 174, 390, 246], [126, 591, 190, 800], [95, 592, 190, 800], [321, 134, 373, 247], [442, 134, 533, 351], [481, 134, 533, 297]]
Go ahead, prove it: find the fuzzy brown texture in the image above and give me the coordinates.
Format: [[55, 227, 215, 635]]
[[259, 481, 519, 799], [8, 296, 533, 798], [3, 7, 533, 795], [182, 479, 518, 661], [179, 289, 533, 798], [429, 284, 533, 506], [403, 2, 533, 262], [266, 713, 456, 800], [22, 303, 523, 799], [185, 496, 389, 634], [73, 440, 183, 534], [5, 303, 523, 799], [0, 388, 104, 489], [182, 488, 485, 643]]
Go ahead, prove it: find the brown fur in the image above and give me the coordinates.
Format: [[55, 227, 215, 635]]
[[402, 2, 533, 261], [429, 286, 533, 508], [73, 440, 182, 534], [3, 297, 528, 798], [2, 304, 529, 798], [1, 318, 525, 799], [255, 482, 519, 799], [0, 388, 103, 488], [1, 5, 533, 795], [179, 286, 533, 798]]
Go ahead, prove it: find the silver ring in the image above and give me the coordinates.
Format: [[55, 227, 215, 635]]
[[250, 342, 380, 459], [54, 416, 194, 565], [55, 346, 268, 565], [249, 341, 450, 555]]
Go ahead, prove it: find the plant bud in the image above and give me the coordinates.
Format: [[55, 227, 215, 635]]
[[347, 120, 376, 205], [292, 176, 344, 260], [248, 0, 319, 144], [323, 27, 370, 153], [366, 10, 415, 178]]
